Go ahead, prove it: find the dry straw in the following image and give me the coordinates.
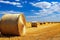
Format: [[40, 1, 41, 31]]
[[0, 14, 26, 36]]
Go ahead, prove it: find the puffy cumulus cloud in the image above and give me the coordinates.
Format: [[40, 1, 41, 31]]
[[30, 1, 60, 16], [30, 1, 51, 9], [0, 0, 22, 7], [27, 2, 60, 22], [51, 2, 59, 5]]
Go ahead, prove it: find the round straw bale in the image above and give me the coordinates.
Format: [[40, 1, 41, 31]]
[[0, 14, 26, 36]]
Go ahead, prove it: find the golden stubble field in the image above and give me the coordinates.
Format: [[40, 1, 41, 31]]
[[0, 23, 60, 40]]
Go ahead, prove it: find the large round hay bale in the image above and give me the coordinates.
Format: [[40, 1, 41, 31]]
[[0, 14, 26, 36], [0, 19, 1, 32]]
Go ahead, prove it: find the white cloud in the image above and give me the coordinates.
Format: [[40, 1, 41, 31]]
[[0, 10, 23, 19], [0, 0, 22, 7], [30, 2, 51, 9], [26, 16, 40, 18], [0, 11, 23, 14], [43, 14, 60, 22], [30, 2, 60, 16], [27, 2, 60, 22], [51, 2, 59, 5], [26, 14, 60, 22]]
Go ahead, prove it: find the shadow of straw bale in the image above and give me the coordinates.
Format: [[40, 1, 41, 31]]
[[0, 32, 19, 37]]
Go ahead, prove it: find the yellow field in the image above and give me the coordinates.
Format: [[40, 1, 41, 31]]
[[0, 23, 60, 40]]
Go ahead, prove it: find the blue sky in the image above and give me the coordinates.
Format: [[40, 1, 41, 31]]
[[0, 0, 60, 22]]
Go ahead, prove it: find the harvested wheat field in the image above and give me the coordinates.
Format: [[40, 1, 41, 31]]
[[0, 23, 60, 40]]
